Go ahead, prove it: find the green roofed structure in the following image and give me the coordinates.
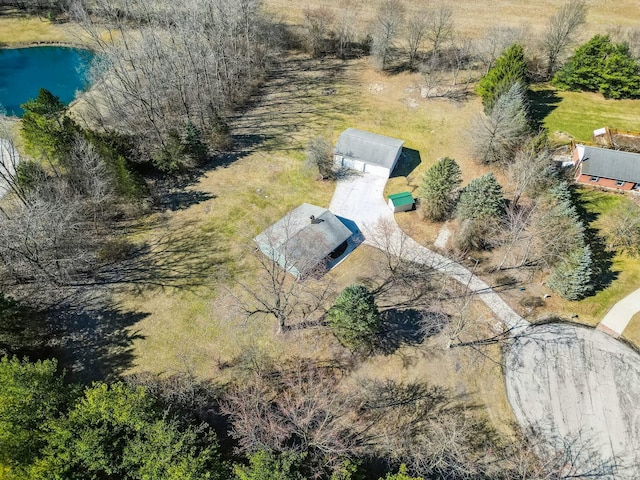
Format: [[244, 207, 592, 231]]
[[387, 192, 414, 213], [254, 203, 353, 278]]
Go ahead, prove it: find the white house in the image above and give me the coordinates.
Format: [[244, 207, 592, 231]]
[[334, 128, 404, 178]]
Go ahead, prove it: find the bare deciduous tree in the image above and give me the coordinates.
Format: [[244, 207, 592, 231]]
[[0, 115, 27, 206], [406, 15, 429, 70], [0, 136, 116, 302], [335, 0, 360, 59], [425, 6, 454, 61], [221, 359, 362, 477], [507, 138, 554, 208], [371, 0, 404, 71], [541, 0, 587, 78], [305, 136, 335, 180], [237, 213, 335, 333], [601, 204, 640, 256], [450, 33, 474, 86], [0, 182, 94, 294], [476, 26, 526, 75], [302, 6, 334, 57], [71, 0, 274, 163]]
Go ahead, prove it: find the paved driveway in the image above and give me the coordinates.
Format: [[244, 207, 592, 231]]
[[505, 323, 640, 478], [329, 172, 392, 229], [329, 172, 528, 332], [598, 288, 640, 338]]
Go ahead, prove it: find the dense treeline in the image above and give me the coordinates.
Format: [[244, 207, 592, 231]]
[[1, 355, 610, 479], [70, 0, 273, 170], [0, 90, 142, 303]]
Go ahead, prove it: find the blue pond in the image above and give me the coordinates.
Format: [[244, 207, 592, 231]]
[[0, 46, 94, 117]]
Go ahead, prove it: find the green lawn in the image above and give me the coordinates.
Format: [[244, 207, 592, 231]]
[[545, 189, 640, 327], [531, 85, 640, 144]]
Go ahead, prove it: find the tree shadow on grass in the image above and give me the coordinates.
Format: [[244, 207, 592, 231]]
[[390, 147, 422, 179], [46, 302, 148, 383], [156, 190, 216, 211], [377, 308, 447, 354], [571, 187, 618, 292], [528, 87, 562, 131], [95, 226, 232, 294]]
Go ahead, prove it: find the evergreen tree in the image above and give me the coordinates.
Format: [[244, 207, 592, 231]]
[[379, 464, 423, 480], [28, 382, 223, 480], [456, 173, 505, 221], [552, 34, 640, 99], [547, 245, 594, 300], [234, 450, 305, 480], [20, 88, 79, 160], [471, 82, 531, 164], [475, 43, 528, 111], [327, 284, 381, 352], [417, 157, 462, 221], [182, 122, 208, 165]]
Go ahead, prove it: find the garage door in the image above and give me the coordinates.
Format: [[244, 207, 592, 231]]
[[363, 163, 390, 177], [336, 156, 365, 172]]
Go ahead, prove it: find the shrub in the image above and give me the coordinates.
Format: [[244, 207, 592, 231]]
[[306, 136, 336, 180], [417, 157, 462, 221]]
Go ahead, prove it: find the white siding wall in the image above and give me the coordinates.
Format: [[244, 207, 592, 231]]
[[364, 163, 390, 177]]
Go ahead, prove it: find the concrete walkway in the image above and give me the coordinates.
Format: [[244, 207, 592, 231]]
[[329, 173, 529, 333], [597, 287, 640, 338]]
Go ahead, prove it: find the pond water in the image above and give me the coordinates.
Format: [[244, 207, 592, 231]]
[[0, 46, 94, 117]]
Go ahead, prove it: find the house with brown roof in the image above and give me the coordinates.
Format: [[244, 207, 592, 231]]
[[573, 144, 640, 191]]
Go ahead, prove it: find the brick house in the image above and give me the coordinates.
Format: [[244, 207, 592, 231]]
[[573, 144, 640, 191]]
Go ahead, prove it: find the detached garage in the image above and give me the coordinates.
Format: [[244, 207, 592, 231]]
[[334, 128, 404, 178]]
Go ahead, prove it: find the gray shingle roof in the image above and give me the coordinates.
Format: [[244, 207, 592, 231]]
[[334, 128, 404, 169], [578, 145, 640, 183], [254, 203, 352, 276]]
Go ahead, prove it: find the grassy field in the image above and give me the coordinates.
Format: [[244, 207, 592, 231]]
[[0, 8, 87, 45], [263, 0, 640, 39], [102, 53, 519, 434], [533, 86, 640, 144]]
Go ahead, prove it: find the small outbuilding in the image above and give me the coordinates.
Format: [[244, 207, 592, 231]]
[[253, 203, 352, 278], [387, 192, 414, 212], [334, 128, 404, 178]]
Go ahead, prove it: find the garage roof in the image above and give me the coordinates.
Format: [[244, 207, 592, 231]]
[[335, 128, 404, 169], [254, 203, 352, 276], [577, 144, 640, 183]]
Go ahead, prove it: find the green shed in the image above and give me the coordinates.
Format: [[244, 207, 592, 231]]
[[388, 192, 414, 213]]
